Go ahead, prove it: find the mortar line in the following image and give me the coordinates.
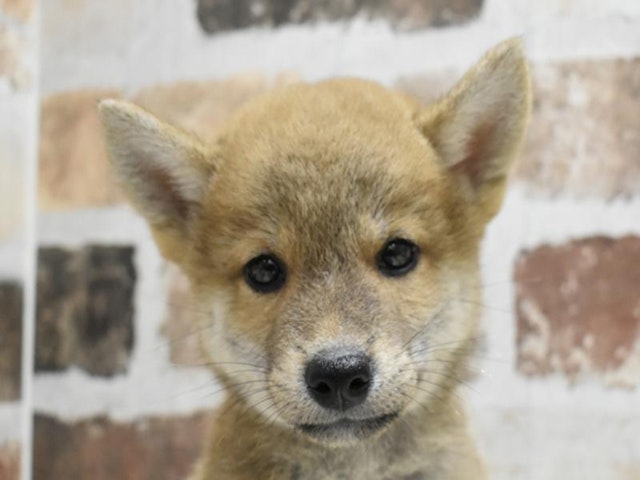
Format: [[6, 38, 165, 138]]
[[20, 3, 41, 479]]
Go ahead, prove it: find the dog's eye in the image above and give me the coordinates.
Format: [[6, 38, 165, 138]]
[[376, 238, 419, 277], [243, 254, 286, 293]]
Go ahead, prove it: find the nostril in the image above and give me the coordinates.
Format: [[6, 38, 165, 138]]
[[311, 381, 332, 395], [348, 375, 369, 393]]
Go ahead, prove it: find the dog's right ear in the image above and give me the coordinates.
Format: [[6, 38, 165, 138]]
[[98, 100, 214, 262]]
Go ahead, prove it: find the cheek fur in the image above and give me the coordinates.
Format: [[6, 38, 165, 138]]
[[198, 259, 479, 431], [203, 295, 272, 400]]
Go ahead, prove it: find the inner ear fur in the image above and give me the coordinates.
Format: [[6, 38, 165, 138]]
[[98, 100, 214, 263], [419, 38, 531, 219]]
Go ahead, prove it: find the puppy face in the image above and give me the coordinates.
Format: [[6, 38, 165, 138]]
[[189, 84, 483, 444], [100, 39, 530, 446]]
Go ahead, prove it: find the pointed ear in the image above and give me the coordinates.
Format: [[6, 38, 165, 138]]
[[98, 100, 214, 261], [419, 38, 531, 219]]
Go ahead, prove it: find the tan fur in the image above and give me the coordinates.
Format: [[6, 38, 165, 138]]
[[99, 38, 531, 480]]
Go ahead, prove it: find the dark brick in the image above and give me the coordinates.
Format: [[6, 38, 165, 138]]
[[197, 0, 484, 34], [36, 245, 136, 377], [0, 282, 22, 401], [33, 413, 208, 480], [515, 236, 640, 387]]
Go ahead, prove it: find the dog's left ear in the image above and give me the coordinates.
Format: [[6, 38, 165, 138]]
[[419, 38, 531, 220]]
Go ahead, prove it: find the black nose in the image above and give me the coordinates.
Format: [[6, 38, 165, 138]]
[[305, 349, 372, 411]]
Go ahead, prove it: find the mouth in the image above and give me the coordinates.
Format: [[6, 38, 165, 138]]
[[297, 412, 398, 441]]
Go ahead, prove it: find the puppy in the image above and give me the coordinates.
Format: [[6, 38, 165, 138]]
[[99, 38, 530, 480]]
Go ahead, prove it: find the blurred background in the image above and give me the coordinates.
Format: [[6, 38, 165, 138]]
[[1, 0, 639, 479]]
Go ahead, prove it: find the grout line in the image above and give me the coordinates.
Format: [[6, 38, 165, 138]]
[[20, 3, 41, 480], [38, 0, 640, 95]]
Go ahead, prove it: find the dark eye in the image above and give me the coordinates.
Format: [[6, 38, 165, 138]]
[[243, 254, 286, 293], [376, 238, 419, 277]]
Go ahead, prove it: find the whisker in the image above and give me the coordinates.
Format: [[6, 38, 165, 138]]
[[395, 413, 415, 434], [144, 322, 216, 355], [220, 386, 275, 417], [397, 358, 477, 375], [167, 378, 223, 399], [409, 335, 485, 356], [454, 298, 512, 314], [171, 360, 269, 372], [261, 397, 294, 427], [413, 378, 462, 406], [419, 370, 479, 395], [399, 302, 450, 353], [244, 392, 278, 419], [164, 299, 214, 317], [414, 383, 462, 417], [195, 379, 268, 401], [397, 363, 491, 385], [397, 390, 433, 417], [399, 348, 506, 369], [462, 275, 546, 291]]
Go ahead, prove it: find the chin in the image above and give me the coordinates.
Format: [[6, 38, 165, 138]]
[[296, 412, 399, 446]]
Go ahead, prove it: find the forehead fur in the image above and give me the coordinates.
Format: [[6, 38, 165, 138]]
[[196, 79, 463, 272], [99, 39, 528, 275], [215, 78, 441, 179]]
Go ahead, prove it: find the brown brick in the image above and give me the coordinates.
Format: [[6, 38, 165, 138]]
[[1, 0, 33, 22], [38, 89, 124, 211], [197, 0, 484, 33], [618, 462, 640, 480], [161, 266, 207, 367], [38, 76, 298, 211], [0, 282, 22, 401], [395, 69, 461, 106], [397, 59, 640, 199], [0, 160, 24, 239], [36, 245, 136, 377], [0, 442, 20, 480], [517, 59, 640, 199], [33, 413, 208, 480], [515, 236, 640, 387], [0, 25, 31, 91], [132, 74, 299, 138]]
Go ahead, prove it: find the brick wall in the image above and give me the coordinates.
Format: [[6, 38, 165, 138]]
[[1, 1, 639, 479], [0, 0, 36, 477]]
